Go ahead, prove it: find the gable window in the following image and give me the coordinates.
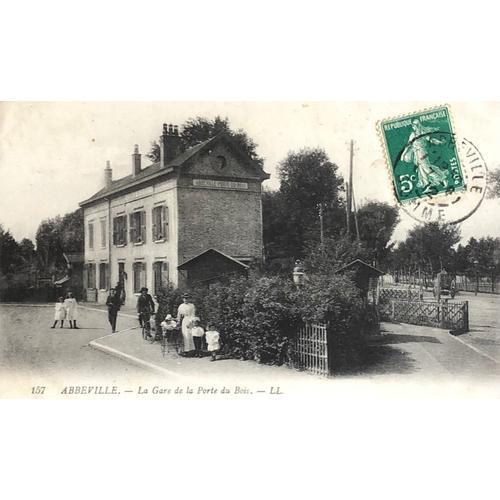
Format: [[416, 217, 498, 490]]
[[113, 215, 127, 246], [88, 223, 94, 250], [129, 210, 146, 244], [100, 218, 107, 248], [133, 262, 146, 293], [153, 261, 169, 295], [99, 262, 110, 290], [152, 205, 169, 241]]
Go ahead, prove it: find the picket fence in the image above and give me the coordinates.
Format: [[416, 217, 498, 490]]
[[296, 323, 329, 376]]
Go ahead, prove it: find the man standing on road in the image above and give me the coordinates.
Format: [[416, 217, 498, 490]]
[[106, 288, 121, 333], [136, 287, 155, 338]]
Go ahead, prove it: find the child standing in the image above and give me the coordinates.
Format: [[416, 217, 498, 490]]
[[205, 323, 220, 362], [64, 291, 79, 329], [51, 297, 66, 329], [190, 318, 205, 358]]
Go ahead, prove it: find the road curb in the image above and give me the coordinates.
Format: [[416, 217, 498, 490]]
[[89, 339, 184, 379], [80, 305, 138, 319], [447, 333, 500, 364]]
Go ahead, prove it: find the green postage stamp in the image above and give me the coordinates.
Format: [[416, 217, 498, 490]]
[[379, 106, 465, 204]]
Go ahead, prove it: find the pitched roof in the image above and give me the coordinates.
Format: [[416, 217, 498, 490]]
[[335, 259, 384, 276], [80, 133, 269, 207], [177, 248, 250, 270]]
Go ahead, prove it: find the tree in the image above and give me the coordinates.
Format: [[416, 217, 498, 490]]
[[19, 238, 36, 266], [35, 208, 83, 274], [459, 236, 500, 275], [356, 201, 399, 268], [304, 234, 369, 276], [60, 209, 84, 253], [146, 116, 264, 167], [391, 222, 461, 276], [268, 148, 344, 259], [0, 224, 22, 275], [487, 167, 500, 198]]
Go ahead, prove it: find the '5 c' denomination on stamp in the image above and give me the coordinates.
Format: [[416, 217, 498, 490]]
[[379, 105, 465, 203]]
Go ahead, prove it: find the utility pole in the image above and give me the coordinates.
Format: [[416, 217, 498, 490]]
[[346, 140, 354, 236], [352, 183, 361, 242], [318, 203, 324, 247]]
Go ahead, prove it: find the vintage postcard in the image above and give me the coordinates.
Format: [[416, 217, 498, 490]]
[[1, 102, 499, 399]]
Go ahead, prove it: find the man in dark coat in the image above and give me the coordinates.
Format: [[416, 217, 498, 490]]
[[136, 287, 155, 338], [106, 288, 121, 333]]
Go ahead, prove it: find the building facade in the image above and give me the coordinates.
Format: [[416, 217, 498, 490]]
[[79, 124, 269, 307]]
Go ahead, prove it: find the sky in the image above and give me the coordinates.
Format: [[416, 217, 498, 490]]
[[1, 101, 499, 245]]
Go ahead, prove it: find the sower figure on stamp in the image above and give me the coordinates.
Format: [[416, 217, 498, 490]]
[[401, 118, 448, 193], [106, 288, 121, 333], [176, 293, 195, 354]]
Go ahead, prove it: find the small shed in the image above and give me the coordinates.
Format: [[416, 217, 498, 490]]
[[177, 248, 249, 287], [335, 259, 384, 302]]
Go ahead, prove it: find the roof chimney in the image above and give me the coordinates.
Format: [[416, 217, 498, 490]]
[[104, 160, 112, 188], [160, 123, 182, 167], [132, 144, 141, 177]]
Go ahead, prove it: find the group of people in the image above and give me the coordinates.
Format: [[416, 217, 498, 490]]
[[163, 293, 220, 361], [132, 289, 220, 361], [51, 292, 79, 329]]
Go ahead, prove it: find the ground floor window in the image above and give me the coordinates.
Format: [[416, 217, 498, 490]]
[[86, 263, 96, 288], [153, 261, 169, 295], [118, 262, 126, 286], [99, 262, 110, 290], [133, 262, 146, 293]]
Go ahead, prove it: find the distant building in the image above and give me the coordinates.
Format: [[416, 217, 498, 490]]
[[79, 124, 269, 306]]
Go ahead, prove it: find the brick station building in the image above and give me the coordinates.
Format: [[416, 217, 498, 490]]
[[79, 124, 269, 307]]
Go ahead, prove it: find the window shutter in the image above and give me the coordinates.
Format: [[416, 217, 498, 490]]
[[83, 264, 88, 289], [162, 261, 169, 286], [141, 211, 146, 243], [141, 262, 147, 290], [133, 263, 139, 293], [129, 214, 134, 242], [162, 206, 168, 240], [112, 219, 117, 245], [122, 216, 127, 245], [152, 207, 158, 240], [105, 264, 110, 290]]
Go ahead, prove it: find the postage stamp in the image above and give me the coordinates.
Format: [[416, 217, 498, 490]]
[[379, 105, 465, 204]]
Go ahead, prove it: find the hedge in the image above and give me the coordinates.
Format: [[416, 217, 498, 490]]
[[156, 272, 377, 371]]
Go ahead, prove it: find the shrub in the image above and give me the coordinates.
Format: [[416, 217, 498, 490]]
[[241, 276, 301, 364], [155, 271, 378, 372]]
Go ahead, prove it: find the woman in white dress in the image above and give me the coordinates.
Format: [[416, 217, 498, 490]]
[[64, 291, 79, 329], [176, 293, 195, 353]]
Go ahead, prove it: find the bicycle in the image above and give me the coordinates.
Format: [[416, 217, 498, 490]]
[[139, 312, 155, 343]]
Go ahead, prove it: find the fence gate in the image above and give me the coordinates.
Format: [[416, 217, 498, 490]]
[[379, 300, 469, 331], [296, 323, 329, 376]]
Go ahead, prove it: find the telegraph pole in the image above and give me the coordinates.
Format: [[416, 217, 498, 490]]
[[346, 140, 355, 236], [318, 203, 324, 246]]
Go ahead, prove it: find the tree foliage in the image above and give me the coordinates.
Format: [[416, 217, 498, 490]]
[[0, 225, 22, 275], [303, 235, 369, 276], [146, 116, 264, 167], [35, 208, 84, 273], [487, 167, 500, 198], [356, 201, 399, 267], [454, 237, 500, 274], [264, 148, 344, 260], [391, 222, 461, 275]]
